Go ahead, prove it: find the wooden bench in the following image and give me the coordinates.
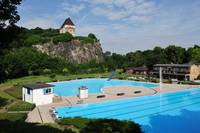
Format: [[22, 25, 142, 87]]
[[134, 91, 142, 94], [117, 93, 125, 96], [77, 100, 84, 104], [97, 95, 106, 98]]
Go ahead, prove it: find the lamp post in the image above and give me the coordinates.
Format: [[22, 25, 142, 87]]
[[159, 67, 163, 111], [159, 67, 163, 90]]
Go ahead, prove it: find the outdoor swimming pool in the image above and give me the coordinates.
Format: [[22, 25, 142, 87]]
[[55, 88, 200, 133], [50, 78, 158, 96]]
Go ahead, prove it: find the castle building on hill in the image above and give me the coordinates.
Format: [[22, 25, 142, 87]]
[[60, 17, 75, 36]]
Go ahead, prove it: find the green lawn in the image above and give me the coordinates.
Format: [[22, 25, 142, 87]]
[[0, 91, 15, 101], [4, 85, 22, 99], [0, 91, 15, 107], [0, 72, 152, 89], [0, 113, 27, 121], [0, 73, 111, 88], [7, 101, 35, 111], [0, 72, 154, 101]]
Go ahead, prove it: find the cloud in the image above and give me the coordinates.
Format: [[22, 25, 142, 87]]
[[61, 2, 85, 14], [92, 7, 127, 20], [83, 0, 157, 23], [17, 0, 200, 53]]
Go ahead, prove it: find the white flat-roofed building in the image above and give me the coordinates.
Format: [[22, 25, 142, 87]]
[[22, 83, 55, 106], [153, 63, 200, 81]]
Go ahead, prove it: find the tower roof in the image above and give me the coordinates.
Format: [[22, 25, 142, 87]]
[[61, 17, 75, 28]]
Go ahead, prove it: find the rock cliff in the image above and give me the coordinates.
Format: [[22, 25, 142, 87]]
[[33, 39, 104, 64]]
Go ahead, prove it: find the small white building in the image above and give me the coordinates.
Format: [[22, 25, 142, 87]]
[[59, 17, 75, 36], [22, 83, 55, 106]]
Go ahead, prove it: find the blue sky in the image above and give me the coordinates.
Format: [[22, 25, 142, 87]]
[[17, 0, 200, 54]]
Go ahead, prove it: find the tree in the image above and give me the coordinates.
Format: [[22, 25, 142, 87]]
[[0, 0, 22, 28], [165, 45, 186, 64], [1, 47, 68, 79], [126, 51, 145, 67], [191, 47, 200, 62], [0, 59, 7, 83], [152, 47, 167, 64], [88, 33, 98, 42], [104, 51, 111, 57]]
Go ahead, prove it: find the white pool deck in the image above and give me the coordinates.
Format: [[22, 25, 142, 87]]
[[26, 83, 200, 123]]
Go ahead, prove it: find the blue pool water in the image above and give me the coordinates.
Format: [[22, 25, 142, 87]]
[[50, 78, 158, 96], [55, 88, 200, 133]]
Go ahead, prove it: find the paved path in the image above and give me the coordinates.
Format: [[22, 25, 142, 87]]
[[26, 107, 42, 123]]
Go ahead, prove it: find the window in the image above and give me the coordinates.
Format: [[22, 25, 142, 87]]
[[43, 88, 52, 95], [27, 89, 30, 95]]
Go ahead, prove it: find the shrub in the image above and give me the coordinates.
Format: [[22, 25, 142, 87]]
[[41, 29, 60, 37], [58, 118, 143, 133], [0, 97, 8, 108], [0, 113, 27, 121], [24, 35, 50, 46], [197, 75, 200, 80], [180, 81, 200, 85], [0, 120, 75, 133], [53, 33, 73, 43], [62, 68, 69, 74], [88, 33, 98, 42], [49, 74, 56, 79], [58, 117, 90, 129], [75, 36, 94, 44], [81, 119, 143, 133], [43, 69, 52, 74]]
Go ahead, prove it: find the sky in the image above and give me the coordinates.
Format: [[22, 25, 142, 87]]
[[17, 0, 200, 54]]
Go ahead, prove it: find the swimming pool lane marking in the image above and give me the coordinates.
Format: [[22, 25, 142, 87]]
[[63, 89, 200, 113], [59, 91, 200, 116], [64, 92, 200, 117], [60, 89, 200, 114], [62, 90, 200, 116], [106, 95, 200, 118], [130, 101, 200, 120]]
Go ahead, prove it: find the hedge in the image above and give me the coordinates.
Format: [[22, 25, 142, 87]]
[[0, 113, 27, 121]]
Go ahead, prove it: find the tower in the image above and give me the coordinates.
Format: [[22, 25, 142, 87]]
[[60, 17, 75, 36]]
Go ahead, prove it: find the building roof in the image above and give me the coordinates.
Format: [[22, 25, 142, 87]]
[[154, 64, 191, 67], [126, 66, 149, 71], [23, 83, 54, 90], [61, 17, 75, 28]]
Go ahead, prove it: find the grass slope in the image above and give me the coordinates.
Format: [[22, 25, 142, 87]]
[[7, 101, 35, 111]]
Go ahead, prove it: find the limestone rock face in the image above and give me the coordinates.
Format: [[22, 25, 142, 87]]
[[33, 40, 104, 64]]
